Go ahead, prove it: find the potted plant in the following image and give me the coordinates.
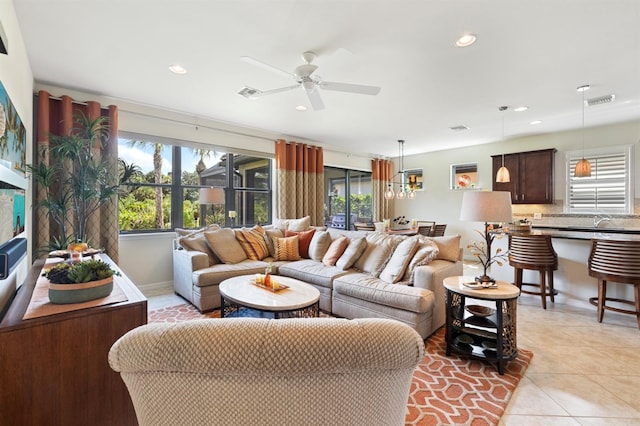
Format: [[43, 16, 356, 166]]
[[45, 258, 120, 304], [27, 112, 119, 253]]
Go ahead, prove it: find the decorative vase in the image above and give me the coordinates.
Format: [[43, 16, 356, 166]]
[[48, 276, 114, 305]]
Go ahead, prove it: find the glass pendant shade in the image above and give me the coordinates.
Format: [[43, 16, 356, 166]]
[[496, 165, 511, 183], [384, 184, 395, 200], [575, 158, 592, 177], [407, 190, 417, 199], [396, 190, 406, 200]]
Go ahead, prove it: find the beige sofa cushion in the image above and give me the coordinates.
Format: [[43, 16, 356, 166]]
[[308, 230, 332, 261], [272, 215, 311, 232], [336, 237, 367, 270], [380, 236, 420, 283], [176, 224, 222, 266], [354, 233, 397, 276], [204, 228, 248, 264]]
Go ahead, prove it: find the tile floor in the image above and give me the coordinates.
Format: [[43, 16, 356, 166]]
[[143, 262, 640, 425]]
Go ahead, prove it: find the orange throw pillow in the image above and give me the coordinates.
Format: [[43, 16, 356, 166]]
[[322, 236, 349, 266], [272, 235, 301, 261], [235, 225, 269, 260], [285, 228, 316, 258]]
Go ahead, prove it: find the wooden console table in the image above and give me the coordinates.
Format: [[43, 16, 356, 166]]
[[0, 254, 147, 425]]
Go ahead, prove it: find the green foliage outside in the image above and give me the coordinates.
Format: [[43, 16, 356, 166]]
[[330, 193, 372, 220]]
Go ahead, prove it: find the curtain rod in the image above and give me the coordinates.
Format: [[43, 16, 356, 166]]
[[45, 93, 375, 160]]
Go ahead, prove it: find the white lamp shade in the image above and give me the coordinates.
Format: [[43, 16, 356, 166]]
[[495, 166, 511, 183], [459, 191, 512, 223], [199, 187, 224, 205]]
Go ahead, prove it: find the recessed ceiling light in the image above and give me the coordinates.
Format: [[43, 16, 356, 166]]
[[295, 105, 308, 111], [169, 64, 187, 75], [530, 120, 543, 125], [514, 106, 529, 112], [456, 33, 477, 47]]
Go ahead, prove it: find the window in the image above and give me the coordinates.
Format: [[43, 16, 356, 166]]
[[324, 167, 372, 229], [566, 146, 633, 214], [118, 135, 272, 232]]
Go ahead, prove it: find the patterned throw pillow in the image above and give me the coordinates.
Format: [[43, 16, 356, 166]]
[[285, 228, 316, 258], [402, 240, 440, 282], [263, 228, 284, 258], [322, 236, 349, 266], [272, 235, 301, 261], [235, 225, 270, 260]]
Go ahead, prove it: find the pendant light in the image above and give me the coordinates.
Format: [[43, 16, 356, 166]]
[[574, 84, 592, 178], [385, 140, 415, 200], [495, 106, 511, 183]]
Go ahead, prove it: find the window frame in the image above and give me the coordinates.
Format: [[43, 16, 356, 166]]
[[118, 133, 273, 233], [564, 145, 633, 214]]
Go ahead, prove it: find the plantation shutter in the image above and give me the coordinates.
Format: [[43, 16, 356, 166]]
[[568, 151, 629, 213]]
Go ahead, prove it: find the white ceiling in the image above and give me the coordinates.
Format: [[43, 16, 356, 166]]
[[13, 0, 640, 158]]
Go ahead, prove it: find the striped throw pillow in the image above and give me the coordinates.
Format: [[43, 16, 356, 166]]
[[272, 235, 301, 261], [235, 225, 270, 260]]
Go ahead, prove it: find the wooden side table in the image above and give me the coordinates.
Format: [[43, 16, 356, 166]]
[[443, 276, 520, 374]]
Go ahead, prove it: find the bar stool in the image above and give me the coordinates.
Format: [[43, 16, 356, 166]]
[[588, 239, 640, 329], [508, 234, 558, 309]]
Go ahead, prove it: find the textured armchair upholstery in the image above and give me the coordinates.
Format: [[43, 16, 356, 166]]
[[109, 318, 424, 426]]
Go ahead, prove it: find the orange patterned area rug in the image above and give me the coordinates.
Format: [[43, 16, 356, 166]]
[[148, 304, 532, 426]]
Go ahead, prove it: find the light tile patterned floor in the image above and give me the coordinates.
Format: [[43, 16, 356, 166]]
[[144, 262, 640, 425]]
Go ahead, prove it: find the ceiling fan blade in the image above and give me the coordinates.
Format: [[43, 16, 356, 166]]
[[306, 88, 325, 111], [320, 81, 381, 96], [253, 85, 301, 97], [240, 56, 295, 80]]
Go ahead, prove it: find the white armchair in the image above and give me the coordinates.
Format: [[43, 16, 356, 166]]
[[109, 317, 424, 426]]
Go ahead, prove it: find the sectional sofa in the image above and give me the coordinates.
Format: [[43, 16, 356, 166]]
[[172, 218, 462, 338]]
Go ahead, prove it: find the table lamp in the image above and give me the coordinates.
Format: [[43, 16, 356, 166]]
[[199, 187, 224, 225], [459, 191, 512, 283]]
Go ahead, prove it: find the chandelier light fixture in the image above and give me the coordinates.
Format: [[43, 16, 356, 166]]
[[495, 106, 511, 183], [384, 139, 416, 200], [574, 84, 592, 178]]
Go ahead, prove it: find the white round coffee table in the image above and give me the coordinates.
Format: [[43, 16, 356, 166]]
[[219, 275, 320, 318]]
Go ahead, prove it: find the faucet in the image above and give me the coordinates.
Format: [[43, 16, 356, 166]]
[[594, 214, 611, 228]]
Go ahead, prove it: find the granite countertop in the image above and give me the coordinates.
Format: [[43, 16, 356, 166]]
[[504, 226, 640, 241]]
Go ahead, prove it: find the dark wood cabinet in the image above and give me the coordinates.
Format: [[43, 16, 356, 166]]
[[492, 148, 556, 204], [0, 255, 147, 426]]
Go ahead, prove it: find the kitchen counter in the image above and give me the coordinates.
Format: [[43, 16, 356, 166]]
[[490, 226, 637, 312]]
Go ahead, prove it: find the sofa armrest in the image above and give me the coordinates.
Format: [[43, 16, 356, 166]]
[[173, 249, 208, 301], [412, 259, 464, 331]]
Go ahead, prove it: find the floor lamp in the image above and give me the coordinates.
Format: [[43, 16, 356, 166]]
[[199, 187, 225, 226], [459, 191, 512, 283]]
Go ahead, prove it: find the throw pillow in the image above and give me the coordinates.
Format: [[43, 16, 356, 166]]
[[336, 237, 367, 270], [322, 236, 349, 266], [203, 228, 248, 264], [379, 236, 420, 283], [177, 232, 218, 266], [308, 231, 332, 261], [288, 215, 311, 232], [263, 228, 284, 258], [235, 225, 270, 260], [354, 233, 398, 276], [422, 234, 461, 262], [272, 235, 301, 261], [285, 228, 316, 258], [403, 240, 440, 282]]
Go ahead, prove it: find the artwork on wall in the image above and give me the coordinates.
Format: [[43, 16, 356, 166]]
[[0, 186, 25, 241], [404, 169, 423, 191], [450, 163, 479, 190], [0, 80, 27, 178]]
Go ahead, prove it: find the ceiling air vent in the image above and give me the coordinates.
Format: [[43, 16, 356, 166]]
[[449, 125, 469, 132], [238, 86, 261, 99], [585, 94, 615, 107]]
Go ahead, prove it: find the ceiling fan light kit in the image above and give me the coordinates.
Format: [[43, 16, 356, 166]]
[[240, 51, 381, 110]]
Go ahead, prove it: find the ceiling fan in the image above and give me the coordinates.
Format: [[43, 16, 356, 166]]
[[239, 51, 381, 110]]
